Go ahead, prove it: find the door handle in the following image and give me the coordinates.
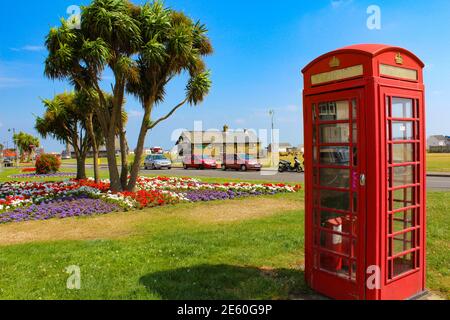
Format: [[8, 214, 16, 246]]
[[360, 174, 366, 186]]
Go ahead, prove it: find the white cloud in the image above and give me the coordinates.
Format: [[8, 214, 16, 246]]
[[285, 105, 300, 113], [10, 45, 45, 52], [331, 0, 353, 9], [0, 77, 23, 88], [128, 109, 144, 118], [235, 118, 246, 125]]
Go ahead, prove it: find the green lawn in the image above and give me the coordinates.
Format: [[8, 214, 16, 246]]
[[0, 192, 309, 300], [0, 168, 448, 300], [427, 153, 450, 173]]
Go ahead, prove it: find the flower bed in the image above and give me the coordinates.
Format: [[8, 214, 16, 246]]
[[0, 176, 301, 224], [9, 173, 77, 179], [0, 195, 120, 224], [184, 190, 259, 202]]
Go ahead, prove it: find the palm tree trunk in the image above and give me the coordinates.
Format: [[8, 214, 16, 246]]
[[72, 145, 87, 180], [105, 131, 121, 192], [119, 127, 129, 190], [127, 107, 151, 191], [91, 85, 121, 191], [85, 113, 100, 183], [92, 149, 100, 183], [77, 153, 87, 180]]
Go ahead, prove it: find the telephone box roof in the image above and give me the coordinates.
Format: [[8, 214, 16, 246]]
[[302, 44, 425, 73]]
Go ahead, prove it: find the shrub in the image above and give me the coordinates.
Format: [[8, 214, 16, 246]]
[[35, 154, 61, 174]]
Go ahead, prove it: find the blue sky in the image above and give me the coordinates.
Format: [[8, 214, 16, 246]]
[[0, 0, 449, 152]]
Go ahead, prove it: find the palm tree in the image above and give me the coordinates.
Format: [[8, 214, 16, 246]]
[[44, 0, 141, 191], [125, 1, 212, 191], [35, 92, 91, 179], [75, 89, 128, 182], [13, 132, 40, 162], [43, 1, 213, 191]]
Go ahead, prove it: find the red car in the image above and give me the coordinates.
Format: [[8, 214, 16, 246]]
[[222, 154, 262, 171], [183, 155, 217, 170]]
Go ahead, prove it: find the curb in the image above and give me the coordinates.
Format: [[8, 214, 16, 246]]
[[427, 173, 450, 178]]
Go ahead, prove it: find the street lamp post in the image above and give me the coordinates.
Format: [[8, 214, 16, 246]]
[[8, 128, 18, 168], [269, 109, 275, 167]]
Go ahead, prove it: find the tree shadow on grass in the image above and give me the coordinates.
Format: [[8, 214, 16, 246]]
[[139, 264, 319, 300]]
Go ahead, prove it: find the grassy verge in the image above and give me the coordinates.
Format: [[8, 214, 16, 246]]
[[427, 153, 450, 173], [0, 167, 447, 299], [0, 192, 309, 300]]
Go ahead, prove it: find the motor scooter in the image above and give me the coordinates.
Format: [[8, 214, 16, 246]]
[[278, 157, 304, 173]]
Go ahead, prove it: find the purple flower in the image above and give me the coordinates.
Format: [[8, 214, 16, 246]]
[[9, 173, 77, 179], [0, 196, 119, 224]]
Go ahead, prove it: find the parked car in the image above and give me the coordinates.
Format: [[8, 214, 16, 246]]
[[183, 155, 217, 170], [144, 154, 172, 170], [222, 154, 262, 171], [61, 151, 71, 160], [3, 157, 14, 167]]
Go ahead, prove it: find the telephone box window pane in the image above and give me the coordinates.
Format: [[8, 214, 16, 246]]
[[392, 121, 413, 140], [393, 144, 414, 163], [352, 99, 357, 120], [320, 231, 351, 257], [319, 101, 349, 121], [312, 104, 316, 123], [393, 231, 414, 255], [319, 168, 350, 188], [391, 187, 415, 210], [393, 166, 415, 186], [391, 210, 414, 234], [320, 252, 350, 279], [320, 124, 350, 143], [320, 190, 350, 211], [319, 211, 355, 234], [319, 147, 350, 166], [392, 98, 413, 118], [393, 252, 415, 278]]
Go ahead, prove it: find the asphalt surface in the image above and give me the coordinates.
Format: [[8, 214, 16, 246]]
[[143, 168, 450, 190], [62, 165, 450, 190]]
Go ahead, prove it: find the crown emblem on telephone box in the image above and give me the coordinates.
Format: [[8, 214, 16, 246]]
[[329, 56, 340, 68], [395, 53, 404, 65]]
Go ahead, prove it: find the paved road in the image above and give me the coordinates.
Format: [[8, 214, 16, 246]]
[[143, 168, 450, 190], [63, 165, 450, 190], [145, 168, 304, 183]]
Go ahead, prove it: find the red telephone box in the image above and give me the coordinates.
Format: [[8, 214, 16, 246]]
[[302, 44, 426, 300]]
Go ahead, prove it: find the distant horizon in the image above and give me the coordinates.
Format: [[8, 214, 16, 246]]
[[1, 0, 450, 153]]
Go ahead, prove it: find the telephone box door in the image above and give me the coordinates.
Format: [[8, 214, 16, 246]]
[[380, 87, 426, 299], [305, 89, 366, 300]]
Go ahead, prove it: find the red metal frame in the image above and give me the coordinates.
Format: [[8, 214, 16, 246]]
[[302, 44, 426, 300]]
